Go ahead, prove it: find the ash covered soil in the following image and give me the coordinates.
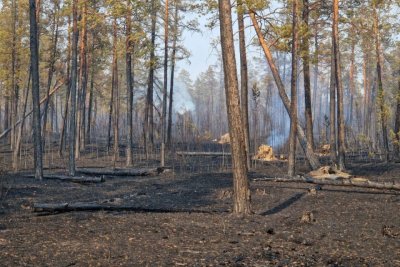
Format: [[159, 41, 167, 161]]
[[0, 158, 399, 266]]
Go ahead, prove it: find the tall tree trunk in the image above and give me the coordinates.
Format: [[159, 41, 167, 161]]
[[332, 0, 345, 170], [395, 75, 400, 158], [237, 0, 251, 169], [144, 0, 157, 157], [167, 0, 178, 148], [288, 0, 299, 177], [249, 10, 321, 170], [161, 0, 169, 167], [329, 46, 337, 164], [86, 30, 95, 144], [12, 69, 31, 171], [348, 36, 356, 127], [11, 0, 19, 150], [126, 0, 134, 166], [68, 0, 79, 176], [29, 0, 43, 179], [218, 0, 251, 215], [75, 0, 88, 158], [112, 17, 119, 166], [373, 4, 389, 162], [302, 0, 314, 151], [42, 0, 59, 148], [59, 15, 72, 156]]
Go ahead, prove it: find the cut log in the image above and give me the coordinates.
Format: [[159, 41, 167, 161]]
[[33, 202, 225, 214], [77, 167, 172, 177], [24, 174, 104, 183], [176, 151, 231, 157], [253, 176, 400, 191]]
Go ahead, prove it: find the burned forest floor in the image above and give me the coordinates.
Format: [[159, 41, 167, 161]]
[[0, 145, 399, 266]]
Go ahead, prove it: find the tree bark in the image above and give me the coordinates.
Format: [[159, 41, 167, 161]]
[[302, 0, 315, 151], [249, 10, 321, 170], [161, 0, 169, 167], [332, 0, 345, 170], [12, 69, 31, 171], [167, 0, 179, 148], [329, 46, 337, 164], [42, 1, 59, 148], [69, 0, 79, 176], [219, 0, 251, 215], [126, 0, 134, 167], [144, 0, 157, 157], [237, 0, 251, 169], [373, 4, 389, 162], [288, 0, 299, 177], [111, 17, 119, 166], [75, 1, 88, 158], [29, 0, 43, 179], [395, 76, 400, 158]]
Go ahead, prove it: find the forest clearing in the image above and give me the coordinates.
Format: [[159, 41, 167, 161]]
[[1, 0, 400, 266]]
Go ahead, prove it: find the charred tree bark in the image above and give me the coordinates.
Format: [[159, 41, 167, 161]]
[[395, 75, 400, 158], [167, 0, 179, 148], [249, 10, 321, 170], [42, 1, 60, 149], [76, 1, 88, 158], [373, 4, 389, 162], [125, 0, 134, 167], [332, 0, 345, 170], [144, 0, 157, 157], [68, 0, 79, 176], [237, 0, 251, 169], [161, 0, 169, 167], [329, 46, 337, 164], [219, 0, 251, 215], [302, 0, 315, 151], [29, 0, 43, 179], [288, 0, 299, 177], [59, 15, 72, 156], [111, 17, 120, 166]]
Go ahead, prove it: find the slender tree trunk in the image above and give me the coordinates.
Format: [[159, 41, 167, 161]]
[[86, 31, 95, 144], [167, 0, 179, 148], [11, 0, 19, 150], [112, 17, 119, 166], [12, 69, 31, 171], [348, 37, 356, 127], [144, 0, 157, 157], [288, 0, 299, 177], [332, 0, 345, 170], [29, 0, 43, 179], [249, 10, 321, 170], [161, 0, 169, 167], [329, 46, 337, 164], [373, 4, 389, 162], [76, 1, 88, 158], [126, 0, 134, 166], [302, 0, 314, 151], [237, 0, 251, 169], [68, 0, 79, 176], [42, 1, 59, 148], [218, 0, 251, 215], [394, 75, 400, 158], [59, 15, 72, 155]]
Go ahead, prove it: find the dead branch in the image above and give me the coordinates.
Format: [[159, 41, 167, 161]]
[[253, 176, 400, 191], [24, 174, 104, 183], [33, 202, 224, 214]]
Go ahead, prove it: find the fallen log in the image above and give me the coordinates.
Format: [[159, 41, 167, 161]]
[[33, 202, 225, 214], [77, 167, 171, 177], [253, 176, 400, 191], [176, 151, 231, 157], [24, 174, 104, 183]]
